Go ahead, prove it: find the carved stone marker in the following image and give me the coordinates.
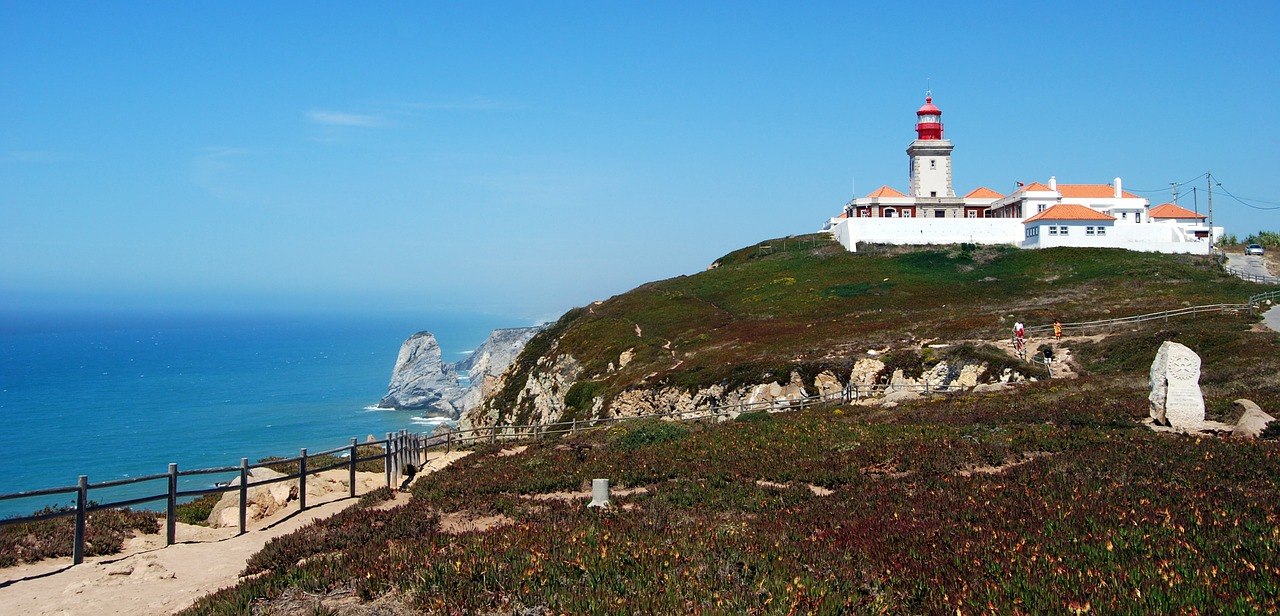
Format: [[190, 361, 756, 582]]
[[1149, 341, 1205, 429]]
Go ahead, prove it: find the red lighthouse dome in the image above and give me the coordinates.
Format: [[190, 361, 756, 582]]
[[915, 96, 943, 140]]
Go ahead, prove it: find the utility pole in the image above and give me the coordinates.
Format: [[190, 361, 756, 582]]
[[1171, 181, 1178, 205], [1207, 172, 1215, 250]]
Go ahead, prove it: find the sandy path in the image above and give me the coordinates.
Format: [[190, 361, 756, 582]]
[[0, 450, 470, 615]]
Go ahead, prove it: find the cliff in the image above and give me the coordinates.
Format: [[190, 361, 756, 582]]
[[377, 326, 543, 418], [465, 237, 1243, 430]]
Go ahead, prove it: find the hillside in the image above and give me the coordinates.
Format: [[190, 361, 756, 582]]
[[186, 325, 1280, 614], [180, 240, 1280, 614], [473, 237, 1265, 428]]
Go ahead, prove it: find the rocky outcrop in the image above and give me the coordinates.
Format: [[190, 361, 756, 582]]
[[377, 332, 463, 415], [378, 327, 542, 419], [453, 327, 543, 413], [469, 347, 1034, 428]]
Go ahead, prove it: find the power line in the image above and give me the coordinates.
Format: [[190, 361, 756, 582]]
[[1127, 172, 1210, 194], [1214, 182, 1280, 210]]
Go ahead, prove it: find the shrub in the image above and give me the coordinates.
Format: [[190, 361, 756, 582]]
[[609, 418, 690, 450], [174, 493, 221, 526]]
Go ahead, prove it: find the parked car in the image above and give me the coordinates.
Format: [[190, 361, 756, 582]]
[[1246, 244, 1265, 256]]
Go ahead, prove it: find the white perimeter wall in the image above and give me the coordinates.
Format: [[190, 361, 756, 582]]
[[833, 218, 1023, 251], [831, 218, 1218, 255], [1024, 222, 1213, 255]]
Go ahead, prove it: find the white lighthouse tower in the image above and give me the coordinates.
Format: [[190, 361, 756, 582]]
[[906, 94, 955, 199]]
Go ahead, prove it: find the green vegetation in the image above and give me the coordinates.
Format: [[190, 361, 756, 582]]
[[489, 237, 1263, 420], [0, 505, 159, 568], [1246, 230, 1280, 248], [182, 242, 1280, 614]]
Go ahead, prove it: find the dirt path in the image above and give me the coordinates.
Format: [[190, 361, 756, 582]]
[[0, 450, 471, 616]]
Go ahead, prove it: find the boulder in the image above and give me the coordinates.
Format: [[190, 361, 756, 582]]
[[206, 467, 298, 528], [1149, 341, 1205, 430], [1232, 399, 1276, 439]]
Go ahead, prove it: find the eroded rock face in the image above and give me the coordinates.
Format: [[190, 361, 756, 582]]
[[453, 327, 543, 413], [377, 332, 461, 416], [1149, 341, 1205, 430]]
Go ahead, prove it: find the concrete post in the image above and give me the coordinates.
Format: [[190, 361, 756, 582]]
[[588, 478, 610, 508]]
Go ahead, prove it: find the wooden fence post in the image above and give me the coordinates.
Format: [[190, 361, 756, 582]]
[[299, 448, 308, 511], [166, 463, 177, 546], [73, 475, 87, 565], [239, 458, 248, 535], [385, 432, 393, 489], [349, 438, 357, 498]]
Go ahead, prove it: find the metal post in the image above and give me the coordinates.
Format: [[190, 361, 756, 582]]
[[349, 438, 358, 498], [239, 458, 248, 535], [299, 448, 307, 511], [166, 463, 177, 545], [73, 475, 87, 565]]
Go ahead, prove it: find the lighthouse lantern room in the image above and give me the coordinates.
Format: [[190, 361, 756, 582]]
[[906, 93, 955, 199]]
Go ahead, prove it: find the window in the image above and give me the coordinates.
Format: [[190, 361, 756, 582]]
[[1135, 213, 1141, 223], [1038, 204, 1047, 212], [935, 210, 945, 218], [930, 191, 937, 197], [1097, 226, 1106, 235], [967, 210, 977, 218], [1026, 226, 1039, 238], [930, 159, 936, 169], [1086, 226, 1096, 236], [1060, 226, 1069, 235], [1049, 226, 1058, 236], [902, 209, 912, 218], [1121, 212, 1127, 220], [860, 210, 870, 218]]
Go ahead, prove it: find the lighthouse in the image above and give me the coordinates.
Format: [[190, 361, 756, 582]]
[[906, 95, 955, 199]]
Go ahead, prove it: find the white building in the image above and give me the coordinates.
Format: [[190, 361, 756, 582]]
[[826, 96, 1221, 255]]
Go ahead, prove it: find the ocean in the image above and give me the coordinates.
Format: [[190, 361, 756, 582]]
[[0, 309, 521, 518]]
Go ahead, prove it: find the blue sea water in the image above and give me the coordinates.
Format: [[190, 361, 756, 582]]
[[0, 310, 520, 517]]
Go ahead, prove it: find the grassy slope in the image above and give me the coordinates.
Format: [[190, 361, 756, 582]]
[[181, 241, 1280, 614], [492, 237, 1263, 422]]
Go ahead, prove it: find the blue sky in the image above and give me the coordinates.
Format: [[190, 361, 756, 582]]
[[3, 1, 1278, 323]]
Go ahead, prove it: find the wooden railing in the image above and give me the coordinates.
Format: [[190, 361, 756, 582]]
[[0, 431, 421, 565]]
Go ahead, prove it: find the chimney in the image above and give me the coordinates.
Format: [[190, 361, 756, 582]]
[[1114, 177, 1122, 199], [1049, 176, 1056, 190]]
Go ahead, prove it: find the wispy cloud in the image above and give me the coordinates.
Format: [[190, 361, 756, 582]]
[[306, 110, 386, 127]]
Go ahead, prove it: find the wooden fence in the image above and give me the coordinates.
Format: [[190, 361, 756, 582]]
[[0, 431, 421, 565]]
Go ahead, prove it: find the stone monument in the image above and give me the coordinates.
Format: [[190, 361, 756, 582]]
[[1149, 341, 1205, 430]]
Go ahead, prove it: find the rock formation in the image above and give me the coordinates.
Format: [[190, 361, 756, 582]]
[[377, 326, 542, 419], [1232, 399, 1275, 439], [453, 327, 544, 413], [1148, 341, 1205, 430], [376, 332, 463, 415]]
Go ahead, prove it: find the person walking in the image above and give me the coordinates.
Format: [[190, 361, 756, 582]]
[[1053, 319, 1063, 342]]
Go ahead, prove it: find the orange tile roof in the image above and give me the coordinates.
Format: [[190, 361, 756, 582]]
[[1149, 202, 1207, 220], [865, 185, 906, 198], [1017, 182, 1054, 192], [1056, 184, 1141, 199], [1023, 203, 1116, 223], [964, 187, 1004, 199]]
